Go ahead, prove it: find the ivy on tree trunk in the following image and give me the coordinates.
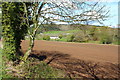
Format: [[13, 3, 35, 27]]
[[2, 2, 27, 61]]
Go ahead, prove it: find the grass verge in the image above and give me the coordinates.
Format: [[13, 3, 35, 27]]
[[16, 57, 65, 78], [1, 55, 66, 79]]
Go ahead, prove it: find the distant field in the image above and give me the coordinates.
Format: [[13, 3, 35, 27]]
[[43, 30, 80, 35], [35, 27, 120, 45]]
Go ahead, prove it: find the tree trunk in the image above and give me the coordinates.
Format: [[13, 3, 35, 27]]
[[20, 37, 34, 65]]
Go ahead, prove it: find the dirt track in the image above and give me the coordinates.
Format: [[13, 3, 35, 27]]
[[21, 40, 118, 64]]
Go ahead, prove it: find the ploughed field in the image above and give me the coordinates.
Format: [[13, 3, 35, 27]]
[[21, 40, 119, 78], [21, 40, 118, 64]]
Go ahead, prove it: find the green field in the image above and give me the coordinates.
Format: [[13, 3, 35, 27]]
[[35, 27, 119, 45], [43, 30, 80, 35]]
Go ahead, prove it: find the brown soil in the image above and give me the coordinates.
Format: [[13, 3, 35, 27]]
[[21, 40, 118, 64], [20, 40, 119, 78]]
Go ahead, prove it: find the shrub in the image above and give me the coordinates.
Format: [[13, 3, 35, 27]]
[[35, 34, 43, 40], [73, 36, 88, 42], [88, 27, 99, 41], [43, 35, 50, 40], [73, 32, 89, 42], [21, 58, 65, 78], [1, 54, 65, 78], [59, 34, 63, 39], [99, 31, 113, 44], [67, 34, 75, 42], [100, 38, 112, 44]]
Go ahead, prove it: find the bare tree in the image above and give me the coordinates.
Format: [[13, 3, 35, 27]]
[[20, 1, 109, 64]]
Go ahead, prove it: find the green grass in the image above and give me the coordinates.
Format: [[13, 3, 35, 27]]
[[87, 41, 100, 44], [44, 31, 63, 34], [112, 40, 120, 45], [44, 30, 80, 35], [58, 38, 68, 42], [64, 30, 80, 33]]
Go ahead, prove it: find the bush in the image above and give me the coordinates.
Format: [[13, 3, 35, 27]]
[[73, 36, 88, 42], [21, 58, 65, 78], [1, 55, 65, 78], [35, 34, 43, 40], [43, 35, 50, 40], [89, 27, 99, 41], [99, 31, 113, 44], [73, 32, 89, 42], [100, 38, 112, 44], [67, 34, 75, 42], [59, 34, 63, 39]]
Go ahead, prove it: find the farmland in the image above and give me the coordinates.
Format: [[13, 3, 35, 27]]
[[21, 40, 118, 64], [21, 40, 119, 78]]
